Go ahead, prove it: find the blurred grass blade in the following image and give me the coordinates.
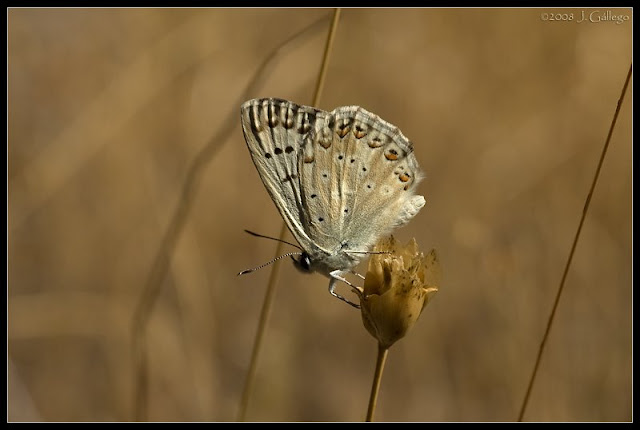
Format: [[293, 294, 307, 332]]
[[517, 63, 632, 422], [130, 13, 331, 421], [236, 8, 342, 422], [10, 15, 225, 233]]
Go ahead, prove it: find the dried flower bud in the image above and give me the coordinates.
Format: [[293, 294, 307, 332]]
[[360, 236, 440, 348]]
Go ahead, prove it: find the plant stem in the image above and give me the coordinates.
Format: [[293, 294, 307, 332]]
[[366, 343, 389, 422], [517, 63, 632, 421], [236, 9, 342, 421]]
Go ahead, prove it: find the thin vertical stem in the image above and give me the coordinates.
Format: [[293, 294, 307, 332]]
[[517, 63, 632, 421], [311, 8, 341, 107], [236, 223, 287, 422], [236, 8, 342, 421], [366, 343, 389, 422], [130, 13, 332, 421]]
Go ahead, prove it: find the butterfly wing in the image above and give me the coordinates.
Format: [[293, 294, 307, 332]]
[[298, 104, 425, 257], [241, 98, 426, 275], [240, 98, 326, 257]]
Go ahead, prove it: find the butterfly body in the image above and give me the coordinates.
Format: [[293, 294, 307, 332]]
[[241, 98, 425, 306]]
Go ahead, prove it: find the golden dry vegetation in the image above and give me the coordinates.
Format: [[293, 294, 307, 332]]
[[8, 8, 632, 422]]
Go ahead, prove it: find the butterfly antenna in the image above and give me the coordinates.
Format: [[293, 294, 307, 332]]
[[238, 252, 303, 276], [243, 229, 302, 250]]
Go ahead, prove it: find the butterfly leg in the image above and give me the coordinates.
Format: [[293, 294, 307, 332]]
[[328, 271, 363, 309], [352, 271, 365, 280]]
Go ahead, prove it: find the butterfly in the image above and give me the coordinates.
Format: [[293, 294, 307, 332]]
[[240, 98, 425, 307]]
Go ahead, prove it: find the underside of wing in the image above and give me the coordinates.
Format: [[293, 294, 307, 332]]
[[241, 98, 426, 262], [298, 105, 426, 255], [240, 98, 323, 252]]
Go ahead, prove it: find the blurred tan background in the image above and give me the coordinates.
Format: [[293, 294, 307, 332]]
[[8, 8, 631, 422]]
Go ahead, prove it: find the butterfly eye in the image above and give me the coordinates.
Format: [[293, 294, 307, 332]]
[[292, 253, 312, 273]]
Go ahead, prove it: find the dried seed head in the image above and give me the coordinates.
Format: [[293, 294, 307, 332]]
[[360, 236, 440, 348]]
